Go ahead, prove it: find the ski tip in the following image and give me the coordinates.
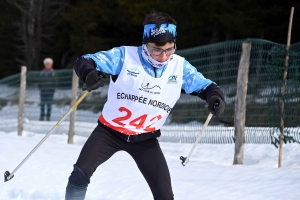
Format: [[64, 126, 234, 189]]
[[4, 171, 14, 182]]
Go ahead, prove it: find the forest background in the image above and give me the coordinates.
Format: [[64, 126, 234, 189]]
[[0, 0, 299, 79]]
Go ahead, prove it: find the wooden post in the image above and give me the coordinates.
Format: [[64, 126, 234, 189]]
[[278, 7, 294, 168], [18, 66, 27, 136], [68, 70, 79, 144], [233, 42, 251, 165]]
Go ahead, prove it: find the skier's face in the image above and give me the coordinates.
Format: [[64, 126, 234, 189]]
[[147, 42, 176, 62]]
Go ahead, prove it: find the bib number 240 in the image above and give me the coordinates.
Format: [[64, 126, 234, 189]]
[[112, 107, 162, 132]]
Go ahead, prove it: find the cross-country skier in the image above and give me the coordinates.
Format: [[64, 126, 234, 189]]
[[65, 11, 225, 200]]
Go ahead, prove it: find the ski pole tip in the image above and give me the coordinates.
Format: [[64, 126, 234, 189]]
[[180, 156, 189, 166], [4, 171, 14, 182]]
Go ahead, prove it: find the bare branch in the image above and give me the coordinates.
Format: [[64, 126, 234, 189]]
[[8, 0, 68, 70], [7, 0, 33, 18]]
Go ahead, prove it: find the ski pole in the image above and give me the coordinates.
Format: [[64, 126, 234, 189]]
[[180, 112, 213, 166], [4, 90, 90, 182]]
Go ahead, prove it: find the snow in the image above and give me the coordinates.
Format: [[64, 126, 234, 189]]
[[1, 130, 300, 200], [0, 84, 300, 199]]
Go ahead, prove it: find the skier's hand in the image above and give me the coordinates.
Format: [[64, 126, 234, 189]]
[[84, 70, 108, 91], [208, 95, 225, 116]]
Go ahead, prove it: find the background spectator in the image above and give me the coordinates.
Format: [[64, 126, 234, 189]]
[[38, 58, 57, 121]]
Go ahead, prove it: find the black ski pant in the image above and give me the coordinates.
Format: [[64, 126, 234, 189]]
[[66, 122, 174, 200]]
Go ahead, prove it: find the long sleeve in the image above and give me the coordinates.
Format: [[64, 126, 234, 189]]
[[74, 47, 125, 82], [181, 60, 224, 102]]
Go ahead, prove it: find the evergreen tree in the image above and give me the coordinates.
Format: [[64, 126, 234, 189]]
[[1, 0, 299, 78]]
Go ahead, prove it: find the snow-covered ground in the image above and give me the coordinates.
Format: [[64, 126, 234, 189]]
[[1, 80, 300, 199], [1, 131, 300, 200]]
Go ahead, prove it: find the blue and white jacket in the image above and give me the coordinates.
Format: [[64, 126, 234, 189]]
[[74, 46, 224, 102]]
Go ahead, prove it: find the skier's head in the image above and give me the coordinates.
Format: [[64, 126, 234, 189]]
[[142, 11, 177, 63], [142, 11, 177, 46]]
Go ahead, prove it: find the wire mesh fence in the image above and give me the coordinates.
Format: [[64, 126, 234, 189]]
[[0, 38, 299, 145]]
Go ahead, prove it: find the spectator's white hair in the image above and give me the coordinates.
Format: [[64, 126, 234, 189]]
[[43, 58, 53, 65]]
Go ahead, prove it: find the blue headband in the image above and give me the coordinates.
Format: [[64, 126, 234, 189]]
[[142, 23, 177, 44]]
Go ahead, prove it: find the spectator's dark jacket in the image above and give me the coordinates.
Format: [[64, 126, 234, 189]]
[[38, 67, 57, 93]]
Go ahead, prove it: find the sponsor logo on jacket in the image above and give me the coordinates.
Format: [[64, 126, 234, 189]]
[[127, 67, 140, 77], [138, 83, 161, 95], [167, 75, 177, 84]]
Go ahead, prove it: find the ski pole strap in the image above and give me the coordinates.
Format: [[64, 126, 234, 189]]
[[212, 99, 232, 125], [216, 115, 233, 126]]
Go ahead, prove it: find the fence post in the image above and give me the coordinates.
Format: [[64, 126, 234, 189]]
[[68, 70, 79, 144], [278, 7, 294, 168], [18, 66, 27, 136], [233, 41, 251, 165]]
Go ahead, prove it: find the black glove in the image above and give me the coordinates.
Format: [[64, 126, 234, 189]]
[[208, 95, 225, 116], [84, 70, 108, 91]]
